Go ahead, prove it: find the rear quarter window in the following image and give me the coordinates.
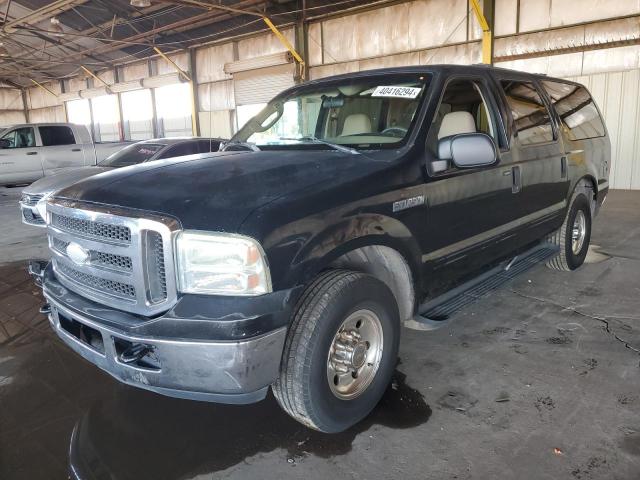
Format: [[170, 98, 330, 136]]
[[541, 80, 606, 140]]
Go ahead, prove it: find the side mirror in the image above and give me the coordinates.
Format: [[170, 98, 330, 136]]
[[433, 133, 497, 173], [0, 139, 10, 149]]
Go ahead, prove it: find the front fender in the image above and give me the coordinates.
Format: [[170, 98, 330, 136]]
[[263, 211, 422, 291]]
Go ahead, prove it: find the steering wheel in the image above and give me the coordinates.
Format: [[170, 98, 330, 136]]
[[381, 127, 408, 137]]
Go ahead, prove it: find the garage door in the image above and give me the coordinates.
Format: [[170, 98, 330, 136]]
[[233, 63, 296, 106]]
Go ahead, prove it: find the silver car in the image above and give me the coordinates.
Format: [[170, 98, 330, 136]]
[[20, 137, 222, 226]]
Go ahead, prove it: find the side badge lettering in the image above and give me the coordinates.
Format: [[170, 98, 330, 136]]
[[393, 195, 425, 213]]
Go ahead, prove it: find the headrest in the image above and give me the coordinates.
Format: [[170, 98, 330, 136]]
[[437, 111, 476, 139], [341, 113, 372, 136]]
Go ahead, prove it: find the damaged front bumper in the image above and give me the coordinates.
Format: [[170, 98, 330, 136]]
[[32, 262, 296, 404]]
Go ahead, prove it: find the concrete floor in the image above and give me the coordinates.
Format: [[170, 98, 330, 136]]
[[0, 187, 639, 479]]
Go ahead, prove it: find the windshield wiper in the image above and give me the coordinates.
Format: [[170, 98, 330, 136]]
[[279, 136, 360, 155]]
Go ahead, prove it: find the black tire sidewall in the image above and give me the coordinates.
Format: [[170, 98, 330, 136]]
[[564, 194, 592, 270], [305, 276, 399, 433]]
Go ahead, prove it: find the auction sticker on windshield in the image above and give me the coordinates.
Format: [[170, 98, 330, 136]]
[[372, 86, 422, 99]]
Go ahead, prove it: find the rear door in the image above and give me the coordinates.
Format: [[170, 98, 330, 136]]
[[0, 126, 42, 184], [491, 74, 567, 242], [38, 125, 86, 175]]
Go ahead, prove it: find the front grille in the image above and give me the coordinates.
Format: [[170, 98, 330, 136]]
[[56, 262, 136, 300], [47, 201, 178, 316], [22, 208, 45, 225], [21, 193, 43, 207], [146, 231, 167, 302], [52, 237, 133, 273], [94, 251, 133, 272], [51, 212, 131, 243]]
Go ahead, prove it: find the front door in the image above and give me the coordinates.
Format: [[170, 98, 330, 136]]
[[0, 126, 42, 184], [421, 76, 519, 295]]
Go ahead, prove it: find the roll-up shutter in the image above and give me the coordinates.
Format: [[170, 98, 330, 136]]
[[233, 63, 295, 106]]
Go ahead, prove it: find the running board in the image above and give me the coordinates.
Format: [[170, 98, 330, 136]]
[[406, 243, 559, 331]]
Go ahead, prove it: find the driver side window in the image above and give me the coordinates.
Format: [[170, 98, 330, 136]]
[[1, 127, 36, 149], [426, 79, 496, 173]]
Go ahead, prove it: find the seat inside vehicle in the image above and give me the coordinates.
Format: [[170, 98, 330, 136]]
[[341, 113, 373, 136]]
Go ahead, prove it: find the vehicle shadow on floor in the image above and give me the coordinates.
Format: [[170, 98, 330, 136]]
[[68, 367, 431, 479]]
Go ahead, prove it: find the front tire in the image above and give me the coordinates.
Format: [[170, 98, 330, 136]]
[[547, 190, 592, 271], [272, 270, 400, 433]]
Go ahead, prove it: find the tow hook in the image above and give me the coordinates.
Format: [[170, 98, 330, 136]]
[[28, 260, 48, 287], [39, 303, 52, 315], [119, 344, 153, 364]]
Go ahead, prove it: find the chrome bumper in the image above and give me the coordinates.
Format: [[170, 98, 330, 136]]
[[40, 265, 289, 404]]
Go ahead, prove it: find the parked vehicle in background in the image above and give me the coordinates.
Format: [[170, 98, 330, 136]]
[[0, 123, 131, 186], [20, 137, 223, 226], [32, 65, 610, 433]]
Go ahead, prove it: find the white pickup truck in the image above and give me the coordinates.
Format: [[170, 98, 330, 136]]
[[0, 123, 130, 186]]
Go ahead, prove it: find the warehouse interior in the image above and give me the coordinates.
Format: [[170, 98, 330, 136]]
[[1, 1, 640, 479]]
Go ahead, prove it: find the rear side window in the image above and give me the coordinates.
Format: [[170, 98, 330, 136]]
[[39, 126, 76, 146], [541, 80, 606, 140], [158, 141, 199, 159], [197, 139, 220, 153], [500, 80, 554, 145]]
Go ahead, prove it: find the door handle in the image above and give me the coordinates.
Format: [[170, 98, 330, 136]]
[[560, 156, 567, 179], [511, 165, 522, 194], [71, 148, 81, 152], [26, 152, 37, 155]]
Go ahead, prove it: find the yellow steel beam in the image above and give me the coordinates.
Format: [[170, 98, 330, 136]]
[[262, 16, 305, 66], [153, 46, 198, 135], [470, 0, 492, 65], [153, 46, 191, 82], [80, 65, 111, 88], [30, 78, 58, 97]]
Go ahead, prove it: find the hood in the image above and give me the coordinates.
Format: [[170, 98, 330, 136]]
[[55, 150, 385, 231], [23, 167, 112, 196]]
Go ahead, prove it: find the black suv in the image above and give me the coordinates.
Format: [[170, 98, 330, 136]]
[[34, 65, 610, 433]]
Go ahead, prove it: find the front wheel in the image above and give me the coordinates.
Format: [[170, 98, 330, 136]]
[[547, 191, 592, 271], [272, 270, 400, 433]]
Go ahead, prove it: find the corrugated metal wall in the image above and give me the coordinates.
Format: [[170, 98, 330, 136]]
[[568, 69, 640, 190]]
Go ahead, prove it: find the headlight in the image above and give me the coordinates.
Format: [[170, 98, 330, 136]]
[[36, 193, 53, 221], [175, 231, 271, 296]]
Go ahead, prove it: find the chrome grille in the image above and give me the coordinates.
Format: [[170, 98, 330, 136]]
[[95, 251, 133, 272], [47, 200, 179, 316], [51, 212, 131, 243], [22, 208, 45, 225], [52, 237, 133, 273], [21, 193, 43, 207], [56, 262, 136, 300]]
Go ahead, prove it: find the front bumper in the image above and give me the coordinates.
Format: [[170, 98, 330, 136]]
[[38, 263, 296, 404]]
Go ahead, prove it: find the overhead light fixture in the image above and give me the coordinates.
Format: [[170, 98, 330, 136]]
[[0, 43, 9, 57], [50, 17, 64, 37], [130, 0, 151, 7]]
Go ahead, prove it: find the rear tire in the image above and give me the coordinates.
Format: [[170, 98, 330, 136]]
[[547, 190, 592, 271], [272, 270, 400, 433]]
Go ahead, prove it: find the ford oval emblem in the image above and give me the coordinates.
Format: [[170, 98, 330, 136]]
[[66, 242, 90, 265]]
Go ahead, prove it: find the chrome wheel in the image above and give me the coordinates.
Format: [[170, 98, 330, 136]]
[[327, 309, 384, 400], [572, 210, 587, 254]]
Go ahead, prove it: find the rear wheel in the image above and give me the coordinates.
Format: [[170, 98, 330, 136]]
[[272, 270, 400, 433], [547, 190, 592, 271]]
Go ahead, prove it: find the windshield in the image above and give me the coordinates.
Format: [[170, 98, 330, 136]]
[[99, 143, 165, 167], [232, 74, 430, 150]]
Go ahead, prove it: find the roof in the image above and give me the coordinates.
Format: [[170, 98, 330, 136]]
[[135, 137, 224, 145]]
